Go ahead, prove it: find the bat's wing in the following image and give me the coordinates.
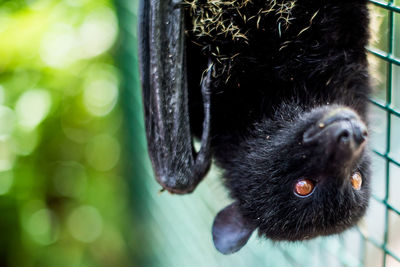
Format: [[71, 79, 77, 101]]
[[138, 0, 212, 194]]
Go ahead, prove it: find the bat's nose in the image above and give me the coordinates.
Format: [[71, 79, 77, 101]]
[[330, 119, 368, 161], [328, 119, 368, 148], [303, 107, 368, 163]]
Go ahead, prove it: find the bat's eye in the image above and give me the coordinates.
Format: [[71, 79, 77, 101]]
[[294, 179, 315, 197], [351, 172, 362, 190]]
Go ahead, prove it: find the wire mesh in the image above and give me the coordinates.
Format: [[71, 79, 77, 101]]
[[115, 0, 400, 266], [366, 1, 400, 266]]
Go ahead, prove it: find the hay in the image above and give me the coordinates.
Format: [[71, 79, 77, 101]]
[[182, 0, 298, 82], [183, 0, 297, 42]]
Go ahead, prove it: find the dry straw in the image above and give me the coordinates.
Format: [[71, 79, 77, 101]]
[[184, 0, 297, 41]]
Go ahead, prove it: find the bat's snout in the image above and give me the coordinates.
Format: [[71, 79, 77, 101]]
[[334, 119, 368, 147], [303, 108, 368, 163], [327, 119, 367, 154]]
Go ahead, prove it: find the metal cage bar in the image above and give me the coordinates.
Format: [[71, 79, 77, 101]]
[[367, 0, 400, 266]]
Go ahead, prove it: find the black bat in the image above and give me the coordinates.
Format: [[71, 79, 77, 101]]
[[138, 0, 371, 254]]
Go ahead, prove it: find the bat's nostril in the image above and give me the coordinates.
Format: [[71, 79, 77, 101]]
[[353, 121, 368, 145], [330, 120, 354, 146], [337, 129, 351, 144], [362, 130, 368, 139]]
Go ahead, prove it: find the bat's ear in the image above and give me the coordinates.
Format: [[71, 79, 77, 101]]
[[212, 202, 255, 254]]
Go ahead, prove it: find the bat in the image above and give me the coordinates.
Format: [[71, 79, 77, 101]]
[[138, 0, 372, 254]]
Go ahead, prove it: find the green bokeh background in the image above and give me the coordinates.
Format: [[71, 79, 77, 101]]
[[0, 0, 399, 266], [0, 0, 132, 266]]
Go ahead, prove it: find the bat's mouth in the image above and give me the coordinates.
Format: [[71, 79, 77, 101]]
[[302, 108, 368, 165]]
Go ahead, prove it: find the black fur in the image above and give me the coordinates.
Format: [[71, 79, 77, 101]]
[[186, 0, 371, 244]]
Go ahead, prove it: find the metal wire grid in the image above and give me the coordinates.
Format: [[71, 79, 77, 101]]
[[366, 0, 400, 266], [115, 0, 400, 266]]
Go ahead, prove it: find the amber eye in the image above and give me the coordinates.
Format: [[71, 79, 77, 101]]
[[351, 172, 362, 190], [294, 179, 315, 197]]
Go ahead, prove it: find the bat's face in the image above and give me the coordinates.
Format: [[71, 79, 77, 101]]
[[255, 106, 370, 240], [213, 105, 371, 253]]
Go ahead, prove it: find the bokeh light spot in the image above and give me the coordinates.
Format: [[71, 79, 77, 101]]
[[0, 140, 15, 171], [67, 205, 103, 243], [0, 105, 16, 140], [26, 0, 53, 11], [0, 171, 13, 195], [13, 126, 39, 156], [26, 209, 58, 245], [65, 0, 90, 7], [78, 7, 117, 58], [40, 23, 79, 68], [0, 85, 5, 104], [83, 78, 118, 117], [85, 134, 120, 171], [15, 89, 52, 130], [40, 7, 117, 68]]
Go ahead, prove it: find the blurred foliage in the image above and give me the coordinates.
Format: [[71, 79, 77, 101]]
[[0, 0, 137, 266]]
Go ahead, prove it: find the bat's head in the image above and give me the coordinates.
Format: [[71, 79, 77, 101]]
[[212, 105, 371, 254]]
